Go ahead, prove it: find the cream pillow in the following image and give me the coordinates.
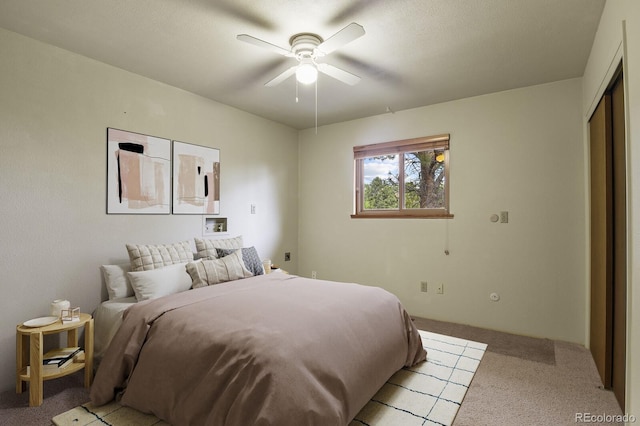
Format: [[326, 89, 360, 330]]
[[127, 241, 194, 271], [194, 235, 243, 259], [216, 247, 263, 276], [186, 250, 253, 288], [127, 263, 192, 301], [101, 263, 133, 300]]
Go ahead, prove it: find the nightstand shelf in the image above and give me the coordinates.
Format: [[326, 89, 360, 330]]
[[16, 313, 94, 407], [17, 352, 86, 381]]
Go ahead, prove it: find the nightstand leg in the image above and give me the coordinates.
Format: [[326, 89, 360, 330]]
[[84, 318, 94, 387], [67, 328, 78, 347], [29, 332, 43, 407], [16, 333, 25, 393]]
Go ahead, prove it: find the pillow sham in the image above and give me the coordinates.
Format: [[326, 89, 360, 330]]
[[101, 263, 134, 300], [194, 235, 243, 259], [127, 241, 194, 271], [186, 250, 253, 288], [216, 246, 263, 276], [127, 262, 192, 301]]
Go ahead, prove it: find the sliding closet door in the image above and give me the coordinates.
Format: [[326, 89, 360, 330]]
[[610, 74, 626, 410], [589, 93, 613, 389], [588, 70, 626, 411]]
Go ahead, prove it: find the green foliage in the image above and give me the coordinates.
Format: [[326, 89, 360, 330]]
[[364, 176, 398, 209], [363, 150, 445, 210]]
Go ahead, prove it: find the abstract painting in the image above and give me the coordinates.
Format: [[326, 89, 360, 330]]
[[172, 141, 220, 214], [107, 128, 171, 214]]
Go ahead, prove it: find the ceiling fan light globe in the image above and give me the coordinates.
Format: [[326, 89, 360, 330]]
[[296, 63, 318, 84]]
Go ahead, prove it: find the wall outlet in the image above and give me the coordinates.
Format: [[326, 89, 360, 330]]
[[311, 270, 317, 279], [420, 281, 428, 292], [250, 204, 256, 214], [284, 252, 291, 261], [436, 283, 444, 294]]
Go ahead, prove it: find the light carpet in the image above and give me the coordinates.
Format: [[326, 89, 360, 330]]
[[53, 330, 486, 426]]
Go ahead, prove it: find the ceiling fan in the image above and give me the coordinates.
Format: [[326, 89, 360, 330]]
[[237, 23, 365, 87]]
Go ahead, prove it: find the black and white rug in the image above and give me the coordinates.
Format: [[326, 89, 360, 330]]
[[351, 330, 487, 425]]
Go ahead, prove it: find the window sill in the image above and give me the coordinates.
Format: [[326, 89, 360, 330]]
[[351, 211, 454, 219]]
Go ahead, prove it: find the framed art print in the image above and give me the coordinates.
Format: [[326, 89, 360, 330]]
[[172, 141, 220, 214], [106, 128, 171, 214]]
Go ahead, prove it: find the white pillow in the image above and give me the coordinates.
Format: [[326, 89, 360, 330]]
[[126, 241, 194, 271], [194, 236, 243, 259], [101, 263, 133, 300], [186, 250, 253, 288], [127, 263, 192, 301]]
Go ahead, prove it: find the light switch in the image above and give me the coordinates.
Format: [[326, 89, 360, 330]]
[[500, 211, 508, 223]]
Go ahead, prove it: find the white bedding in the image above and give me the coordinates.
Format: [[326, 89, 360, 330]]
[[93, 296, 136, 363]]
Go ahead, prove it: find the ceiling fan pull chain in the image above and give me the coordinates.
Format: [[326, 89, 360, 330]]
[[296, 79, 299, 103], [315, 78, 318, 134]]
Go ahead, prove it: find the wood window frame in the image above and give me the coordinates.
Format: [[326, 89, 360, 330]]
[[352, 134, 453, 219]]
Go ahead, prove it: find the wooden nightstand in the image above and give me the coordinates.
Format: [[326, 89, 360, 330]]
[[16, 313, 94, 406]]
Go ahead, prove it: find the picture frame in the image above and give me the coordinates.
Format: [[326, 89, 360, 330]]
[[172, 141, 220, 214], [106, 128, 171, 214]]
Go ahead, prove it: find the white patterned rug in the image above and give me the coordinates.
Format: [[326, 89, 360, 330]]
[[53, 330, 486, 426], [351, 330, 487, 426]]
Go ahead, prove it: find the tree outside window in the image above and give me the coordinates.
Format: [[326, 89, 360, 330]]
[[353, 135, 452, 218]]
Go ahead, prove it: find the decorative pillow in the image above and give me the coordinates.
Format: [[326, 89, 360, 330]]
[[216, 247, 263, 276], [127, 262, 192, 301], [194, 236, 243, 259], [186, 250, 253, 288], [127, 241, 194, 271], [101, 263, 134, 300]]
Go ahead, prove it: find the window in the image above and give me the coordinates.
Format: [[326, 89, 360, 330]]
[[352, 134, 452, 218]]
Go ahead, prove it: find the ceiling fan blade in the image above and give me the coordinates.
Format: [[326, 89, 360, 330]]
[[212, 1, 275, 30], [265, 66, 297, 87], [328, 0, 383, 25], [333, 52, 403, 85], [236, 34, 293, 57], [317, 63, 361, 85], [316, 23, 365, 56]]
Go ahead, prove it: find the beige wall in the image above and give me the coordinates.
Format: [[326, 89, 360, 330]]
[[298, 78, 586, 344], [0, 28, 299, 392], [582, 0, 640, 417]]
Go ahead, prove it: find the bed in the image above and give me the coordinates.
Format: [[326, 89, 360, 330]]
[[93, 296, 136, 362], [91, 240, 426, 425]]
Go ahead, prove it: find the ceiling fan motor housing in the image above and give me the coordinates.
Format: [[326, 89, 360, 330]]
[[289, 33, 324, 59]]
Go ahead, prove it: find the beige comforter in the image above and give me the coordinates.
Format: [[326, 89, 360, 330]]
[[91, 273, 426, 425]]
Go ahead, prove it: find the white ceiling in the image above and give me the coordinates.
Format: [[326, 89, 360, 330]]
[[0, 0, 605, 130]]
